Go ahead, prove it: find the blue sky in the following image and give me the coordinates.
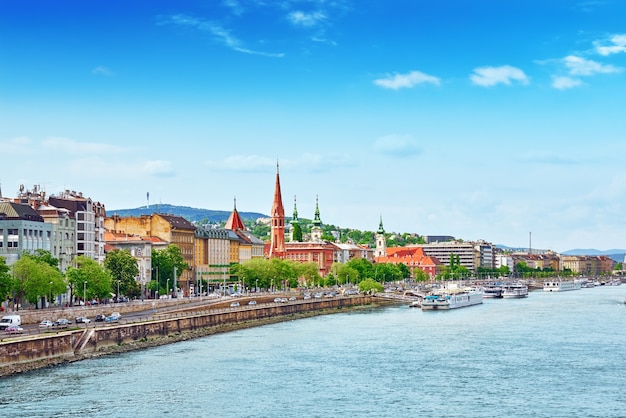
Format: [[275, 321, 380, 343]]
[[2, 0, 626, 252]]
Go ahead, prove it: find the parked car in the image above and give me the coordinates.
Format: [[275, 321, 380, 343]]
[[75, 316, 91, 324], [288, 296, 297, 301], [53, 318, 71, 328], [94, 314, 106, 322], [5, 325, 24, 334], [248, 300, 257, 305], [104, 315, 119, 323], [109, 312, 121, 320], [39, 320, 53, 329], [230, 301, 240, 307], [273, 297, 282, 303]]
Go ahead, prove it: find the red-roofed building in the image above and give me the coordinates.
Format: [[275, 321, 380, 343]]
[[374, 246, 440, 279]]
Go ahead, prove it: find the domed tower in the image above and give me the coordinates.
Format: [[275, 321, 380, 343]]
[[374, 215, 387, 258]]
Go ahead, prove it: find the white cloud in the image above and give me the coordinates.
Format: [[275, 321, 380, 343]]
[[206, 155, 275, 172], [563, 55, 621, 76], [0, 136, 34, 154], [41, 137, 126, 155], [160, 14, 284, 58], [373, 71, 440, 90], [552, 76, 584, 90], [288, 10, 327, 27], [92, 66, 113, 76], [470, 65, 529, 87], [143, 160, 174, 177], [594, 34, 626, 56], [373, 134, 421, 157]]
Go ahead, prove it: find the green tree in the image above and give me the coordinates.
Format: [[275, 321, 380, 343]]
[[298, 262, 321, 287], [330, 262, 359, 285], [66, 256, 112, 303], [347, 258, 374, 281], [0, 256, 11, 303], [291, 223, 303, 242], [358, 278, 383, 294], [104, 249, 141, 299], [29, 249, 59, 269], [413, 268, 430, 282], [11, 254, 65, 308], [152, 245, 189, 295]]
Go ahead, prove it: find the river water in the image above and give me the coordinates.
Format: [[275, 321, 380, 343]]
[[1, 285, 625, 417]]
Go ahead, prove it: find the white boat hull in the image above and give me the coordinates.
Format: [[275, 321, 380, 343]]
[[502, 284, 528, 298], [543, 281, 581, 292], [421, 291, 484, 310]]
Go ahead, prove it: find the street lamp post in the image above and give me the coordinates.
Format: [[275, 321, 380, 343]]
[[83, 281, 86, 306], [116, 280, 120, 303]]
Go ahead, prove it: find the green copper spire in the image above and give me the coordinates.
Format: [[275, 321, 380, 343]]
[[312, 195, 322, 227], [291, 195, 299, 224], [377, 215, 385, 234]]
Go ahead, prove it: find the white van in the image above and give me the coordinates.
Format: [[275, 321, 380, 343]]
[[0, 315, 22, 330]]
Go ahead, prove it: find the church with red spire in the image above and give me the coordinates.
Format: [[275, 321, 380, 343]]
[[266, 162, 336, 277]]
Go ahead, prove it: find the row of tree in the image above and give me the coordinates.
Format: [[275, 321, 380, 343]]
[[0, 246, 189, 309]]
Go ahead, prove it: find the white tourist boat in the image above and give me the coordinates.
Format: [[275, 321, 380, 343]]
[[502, 282, 528, 298], [421, 288, 484, 310], [481, 284, 503, 298], [543, 280, 581, 292]]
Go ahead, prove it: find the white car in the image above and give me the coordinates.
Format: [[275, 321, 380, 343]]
[[39, 320, 53, 329]]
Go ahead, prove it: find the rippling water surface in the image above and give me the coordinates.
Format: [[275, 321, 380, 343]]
[[1, 286, 625, 417]]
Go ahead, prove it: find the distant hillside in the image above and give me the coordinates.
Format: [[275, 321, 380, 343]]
[[496, 245, 624, 263], [561, 249, 625, 263], [107, 204, 268, 224]]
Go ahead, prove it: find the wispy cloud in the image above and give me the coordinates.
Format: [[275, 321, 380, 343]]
[[563, 55, 621, 76], [594, 34, 626, 56], [518, 151, 583, 165], [374, 71, 440, 90], [574, 1, 607, 13], [205, 153, 353, 173], [470, 65, 529, 87], [206, 155, 275, 172], [42, 137, 126, 155], [92, 66, 113, 76], [159, 14, 284, 58], [143, 160, 175, 177], [222, 0, 244, 16], [373, 134, 422, 158], [288, 10, 327, 27], [552, 76, 584, 90], [0, 136, 34, 154]]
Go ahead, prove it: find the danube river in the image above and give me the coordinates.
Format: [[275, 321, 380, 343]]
[[1, 285, 625, 417]]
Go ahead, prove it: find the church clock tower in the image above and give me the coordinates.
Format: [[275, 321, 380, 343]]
[[269, 162, 286, 257], [374, 215, 387, 258]]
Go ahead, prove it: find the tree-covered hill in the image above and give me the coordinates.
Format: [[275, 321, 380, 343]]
[[107, 204, 267, 224]]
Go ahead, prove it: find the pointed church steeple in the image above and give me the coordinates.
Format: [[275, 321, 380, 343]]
[[290, 195, 302, 242], [291, 195, 299, 223], [269, 162, 286, 257], [312, 195, 322, 227], [374, 214, 387, 258], [225, 196, 246, 231], [311, 195, 323, 242], [377, 214, 385, 234]]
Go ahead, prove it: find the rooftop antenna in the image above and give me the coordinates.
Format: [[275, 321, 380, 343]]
[[146, 192, 150, 209]]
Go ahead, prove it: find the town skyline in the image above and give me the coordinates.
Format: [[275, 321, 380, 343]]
[[2, 1, 626, 252]]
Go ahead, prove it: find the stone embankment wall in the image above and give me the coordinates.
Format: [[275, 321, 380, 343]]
[[0, 296, 376, 376]]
